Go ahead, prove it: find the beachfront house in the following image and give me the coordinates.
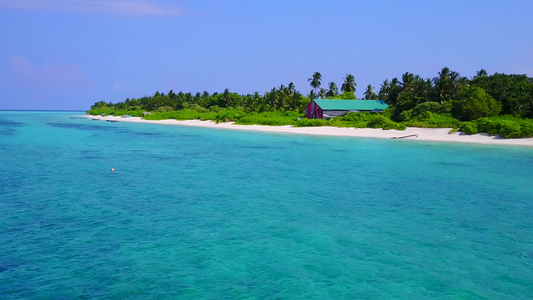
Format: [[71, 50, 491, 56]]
[[305, 99, 389, 119]]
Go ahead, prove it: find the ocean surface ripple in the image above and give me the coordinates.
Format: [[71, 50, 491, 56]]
[[1, 111, 532, 299]]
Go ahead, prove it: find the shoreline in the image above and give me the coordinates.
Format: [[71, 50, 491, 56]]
[[87, 115, 533, 147]]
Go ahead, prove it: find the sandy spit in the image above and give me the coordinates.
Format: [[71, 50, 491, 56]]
[[87, 115, 533, 147]]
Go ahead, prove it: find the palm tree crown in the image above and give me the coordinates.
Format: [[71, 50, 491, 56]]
[[364, 84, 377, 100], [319, 88, 327, 99], [308, 89, 318, 99], [433, 67, 461, 103], [326, 82, 338, 98], [341, 74, 356, 93], [308, 72, 322, 92], [287, 82, 296, 96], [476, 69, 488, 77], [401, 72, 415, 92]]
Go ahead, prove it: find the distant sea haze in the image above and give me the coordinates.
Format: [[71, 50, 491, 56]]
[[1, 111, 532, 299]]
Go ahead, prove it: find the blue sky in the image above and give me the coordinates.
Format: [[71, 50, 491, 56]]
[[0, 0, 532, 110]]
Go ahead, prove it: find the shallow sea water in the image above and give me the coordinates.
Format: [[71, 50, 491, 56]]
[[0, 111, 532, 299]]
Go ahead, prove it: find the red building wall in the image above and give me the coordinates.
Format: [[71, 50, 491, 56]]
[[305, 101, 323, 119]]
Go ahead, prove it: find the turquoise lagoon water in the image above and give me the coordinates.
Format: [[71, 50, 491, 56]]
[[0, 111, 532, 299]]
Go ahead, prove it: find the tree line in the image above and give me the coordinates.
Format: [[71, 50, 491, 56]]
[[92, 67, 532, 120], [89, 67, 533, 137], [304, 69, 533, 120], [92, 85, 310, 113]]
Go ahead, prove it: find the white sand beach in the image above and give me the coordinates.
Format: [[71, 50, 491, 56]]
[[88, 115, 533, 147]]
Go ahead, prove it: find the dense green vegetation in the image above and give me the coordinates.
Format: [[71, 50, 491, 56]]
[[460, 116, 533, 138], [88, 68, 533, 138]]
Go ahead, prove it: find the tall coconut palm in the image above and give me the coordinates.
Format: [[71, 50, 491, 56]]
[[220, 88, 231, 107], [308, 90, 318, 100], [379, 79, 390, 100], [364, 84, 377, 100], [277, 88, 288, 109], [341, 74, 356, 93], [251, 91, 261, 111], [433, 67, 449, 103], [450, 71, 460, 84], [308, 72, 322, 93], [438, 67, 451, 81], [455, 76, 469, 94], [326, 82, 338, 98], [433, 67, 461, 103], [380, 78, 402, 105], [390, 77, 401, 93], [476, 69, 488, 77], [269, 87, 279, 107], [319, 88, 327, 99], [287, 82, 296, 96], [401, 72, 415, 92], [413, 77, 432, 100]]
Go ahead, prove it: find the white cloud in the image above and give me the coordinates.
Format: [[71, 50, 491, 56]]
[[9, 54, 87, 89], [0, 0, 183, 16]]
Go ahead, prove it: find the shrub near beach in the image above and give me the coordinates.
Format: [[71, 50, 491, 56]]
[[460, 116, 533, 138], [237, 111, 300, 126]]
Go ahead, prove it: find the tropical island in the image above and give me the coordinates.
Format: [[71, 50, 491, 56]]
[[88, 67, 533, 139]]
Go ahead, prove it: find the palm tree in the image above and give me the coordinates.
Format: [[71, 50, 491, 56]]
[[379, 79, 390, 100], [168, 89, 176, 100], [341, 74, 356, 93], [413, 77, 432, 100], [326, 82, 338, 98], [319, 88, 327, 99], [364, 84, 377, 100], [278, 88, 288, 109], [380, 78, 402, 105], [251, 91, 261, 111], [287, 82, 296, 96], [476, 69, 488, 77], [308, 90, 318, 100], [433, 67, 461, 103], [439, 67, 451, 79], [220, 88, 231, 107], [401, 72, 415, 92], [308, 72, 322, 93], [456, 76, 469, 92], [267, 87, 278, 107], [391, 77, 401, 94]]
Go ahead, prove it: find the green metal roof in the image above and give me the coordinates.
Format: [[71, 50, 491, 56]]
[[312, 99, 388, 111]]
